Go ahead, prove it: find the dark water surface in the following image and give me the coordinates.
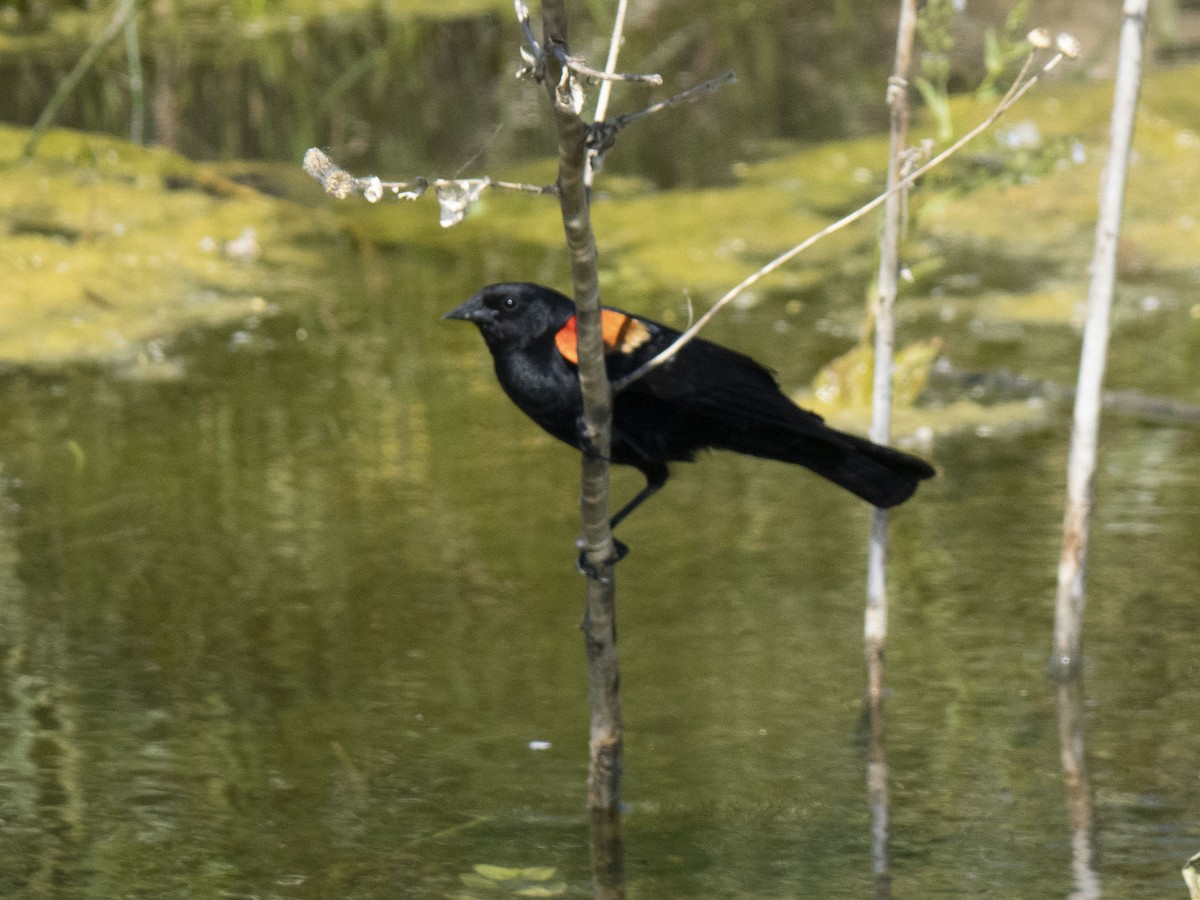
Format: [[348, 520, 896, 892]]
[[4, 1, 1200, 897]]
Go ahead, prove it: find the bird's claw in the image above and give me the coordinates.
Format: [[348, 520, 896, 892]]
[[574, 537, 629, 580]]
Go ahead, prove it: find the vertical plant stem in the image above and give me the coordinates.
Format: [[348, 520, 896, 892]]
[[541, 0, 624, 813], [593, 0, 628, 123], [1053, 0, 1148, 677], [124, 8, 145, 144], [863, 8, 916, 893], [865, 0, 918, 682], [585, 0, 629, 188], [22, 0, 136, 159]]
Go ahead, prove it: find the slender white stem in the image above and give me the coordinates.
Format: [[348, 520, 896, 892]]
[[594, 0, 630, 123], [1054, 0, 1146, 675], [866, 0, 918, 653]]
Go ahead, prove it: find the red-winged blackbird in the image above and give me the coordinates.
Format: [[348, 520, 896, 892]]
[[445, 282, 935, 533]]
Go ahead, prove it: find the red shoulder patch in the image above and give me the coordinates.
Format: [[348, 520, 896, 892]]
[[554, 315, 580, 363], [555, 311, 652, 365]]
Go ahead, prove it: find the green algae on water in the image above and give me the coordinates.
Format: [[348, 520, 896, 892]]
[[0, 125, 338, 367]]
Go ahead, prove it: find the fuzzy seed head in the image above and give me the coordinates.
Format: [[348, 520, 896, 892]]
[[1056, 32, 1081, 59], [1026, 28, 1052, 49]]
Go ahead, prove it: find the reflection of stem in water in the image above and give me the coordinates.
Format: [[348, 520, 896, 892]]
[[1057, 678, 1100, 900], [866, 650, 891, 900], [588, 808, 625, 900]]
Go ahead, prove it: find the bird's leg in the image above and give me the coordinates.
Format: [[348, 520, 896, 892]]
[[609, 460, 667, 532], [574, 464, 668, 577], [609, 475, 667, 532]]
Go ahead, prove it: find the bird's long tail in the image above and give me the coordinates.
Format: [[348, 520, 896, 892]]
[[729, 425, 935, 509]]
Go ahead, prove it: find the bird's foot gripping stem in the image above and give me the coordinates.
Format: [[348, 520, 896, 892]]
[[574, 536, 628, 581]]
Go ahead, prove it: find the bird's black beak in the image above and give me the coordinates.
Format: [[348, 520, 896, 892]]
[[441, 295, 483, 322]]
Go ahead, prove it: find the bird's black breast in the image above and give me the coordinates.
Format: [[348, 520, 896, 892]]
[[493, 344, 584, 448]]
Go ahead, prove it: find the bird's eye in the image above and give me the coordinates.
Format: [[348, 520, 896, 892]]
[[502, 296, 517, 310]]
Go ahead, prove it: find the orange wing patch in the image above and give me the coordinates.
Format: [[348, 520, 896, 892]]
[[555, 311, 652, 365], [605, 311, 653, 355], [554, 315, 579, 362]]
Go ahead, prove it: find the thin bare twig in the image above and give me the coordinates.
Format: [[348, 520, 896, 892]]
[[588, 70, 736, 164], [515, 0, 658, 89], [514, 0, 542, 58], [302, 148, 554, 205], [452, 123, 504, 178], [550, 44, 662, 85], [608, 70, 735, 129], [611, 41, 1075, 393]]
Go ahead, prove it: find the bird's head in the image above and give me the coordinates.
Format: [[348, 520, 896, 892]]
[[442, 283, 573, 353]]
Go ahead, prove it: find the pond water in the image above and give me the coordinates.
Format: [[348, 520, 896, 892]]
[[2, 249, 1198, 897], [3, 2, 1200, 898]]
